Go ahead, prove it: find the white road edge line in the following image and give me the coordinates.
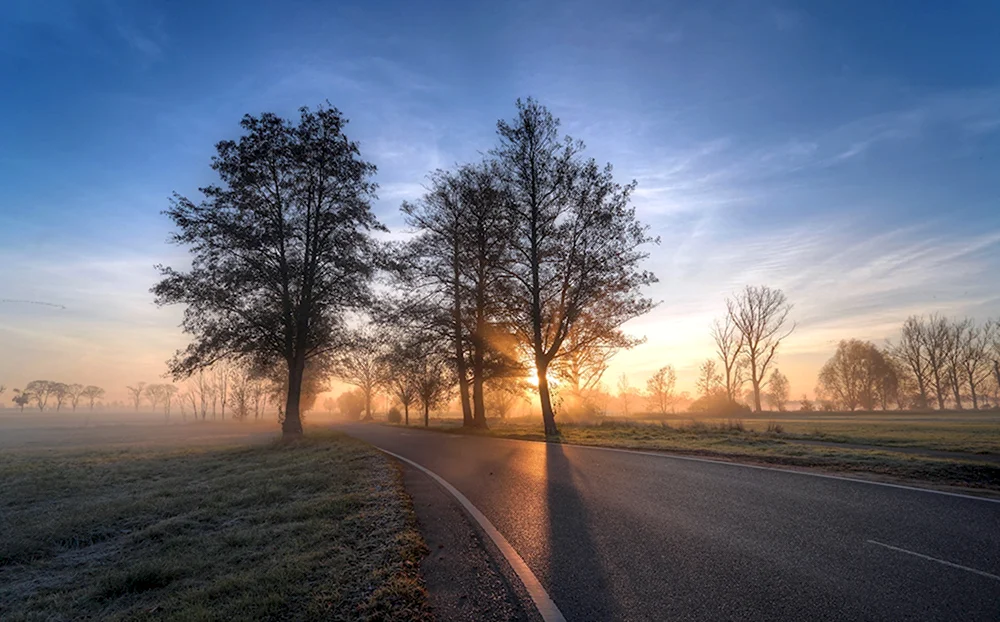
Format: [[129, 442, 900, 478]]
[[379, 448, 567, 622], [866, 540, 1000, 581]]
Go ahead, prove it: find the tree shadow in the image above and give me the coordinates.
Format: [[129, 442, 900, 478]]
[[545, 442, 621, 620]]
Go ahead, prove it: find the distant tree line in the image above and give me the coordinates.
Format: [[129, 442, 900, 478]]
[[817, 315, 1000, 411], [6, 381, 105, 412]]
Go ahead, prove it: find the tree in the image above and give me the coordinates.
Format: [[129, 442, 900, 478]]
[[726, 286, 794, 412], [152, 106, 383, 438], [126, 382, 147, 412], [145, 384, 163, 413], [817, 340, 896, 411], [214, 363, 230, 421], [958, 320, 993, 410], [646, 365, 677, 414], [382, 342, 420, 425], [66, 384, 86, 411], [889, 316, 932, 409], [414, 348, 453, 427], [161, 385, 179, 419], [81, 386, 105, 410], [711, 315, 745, 404], [336, 329, 387, 421], [12, 389, 32, 412], [618, 373, 633, 416], [494, 98, 657, 436], [920, 314, 952, 409], [337, 390, 365, 420], [51, 383, 70, 411], [25, 380, 57, 412], [483, 376, 530, 419], [696, 359, 723, 398], [766, 368, 790, 411]]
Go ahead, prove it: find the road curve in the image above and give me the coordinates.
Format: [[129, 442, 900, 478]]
[[339, 423, 1000, 621]]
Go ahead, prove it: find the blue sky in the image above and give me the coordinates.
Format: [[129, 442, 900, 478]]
[[2, 0, 999, 401]]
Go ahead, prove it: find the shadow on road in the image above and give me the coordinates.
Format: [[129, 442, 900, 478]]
[[546, 442, 621, 620]]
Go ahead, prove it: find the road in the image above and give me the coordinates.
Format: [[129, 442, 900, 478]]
[[340, 424, 1000, 621]]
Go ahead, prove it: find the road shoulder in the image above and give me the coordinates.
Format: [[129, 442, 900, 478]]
[[400, 462, 543, 622]]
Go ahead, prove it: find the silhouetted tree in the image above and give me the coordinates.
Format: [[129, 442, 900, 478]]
[[646, 365, 677, 414], [152, 106, 383, 438], [382, 341, 420, 425], [337, 389, 365, 421], [25, 380, 57, 412], [726, 286, 794, 412], [889, 316, 932, 408], [51, 383, 70, 411], [126, 382, 147, 412], [618, 373, 633, 416], [335, 329, 387, 421], [958, 320, 994, 410], [145, 384, 163, 413], [81, 385, 105, 410], [766, 368, 790, 411], [711, 315, 746, 404], [12, 389, 32, 412], [696, 359, 723, 399], [494, 98, 657, 435], [818, 340, 897, 411], [414, 346, 453, 427], [66, 383, 85, 411]]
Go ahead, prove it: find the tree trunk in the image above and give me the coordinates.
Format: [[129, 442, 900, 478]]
[[424, 403, 430, 427], [950, 369, 963, 410], [537, 361, 559, 436], [283, 356, 304, 437], [362, 392, 373, 421], [471, 328, 489, 429], [751, 375, 762, 412], [404, 403, 409, 425]]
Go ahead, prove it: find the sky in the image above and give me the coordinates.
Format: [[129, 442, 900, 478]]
[[2, 0, 1000, 404]]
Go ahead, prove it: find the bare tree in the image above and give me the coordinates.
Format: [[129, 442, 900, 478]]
[[645, 366, 677, 414], [711, 315, 745, 404], [889, 316, 932, 408], [214, 363, 230, 421], [126, 382, 147, 412], [958, 320, 993, 410], [152, 107, 383, 438], [726, 286, 794, 412], [81, 385, 105, 410], [696, 359, 723, 399], [494, 98, 657, 436], [920, 314, 952, 409], [162, 385, 178, 419], [51, 383, 70, 411], [66, 383, 85, 411], [145, 384, 163, 413], [336, 329, 387, 421], [766, 368, 790, 411], [25, 380, 57, 412], [382, 342, 420, 425], [12, 389, 32, 412], [618, 373, 632, 416], [818, 340, 897, 411]]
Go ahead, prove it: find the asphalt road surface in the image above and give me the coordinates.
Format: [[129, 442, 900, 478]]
[[340, 424, 1000, 621]]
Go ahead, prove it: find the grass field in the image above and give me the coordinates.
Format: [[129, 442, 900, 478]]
[[418, 411, 1000, 494], [0, 421, 431, 621]]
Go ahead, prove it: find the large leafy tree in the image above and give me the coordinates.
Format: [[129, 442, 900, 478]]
[[152, 106, 382, 436], [493, 98, 657, 436]]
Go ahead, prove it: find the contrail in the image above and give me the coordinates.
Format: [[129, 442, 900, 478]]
[[0, 299, 67, 310]]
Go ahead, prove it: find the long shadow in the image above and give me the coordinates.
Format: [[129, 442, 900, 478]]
[[545, 442, 622, 620]]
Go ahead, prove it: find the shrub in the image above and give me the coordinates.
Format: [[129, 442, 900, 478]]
[[688, 393, 751, 416], [766, 421, 785, 434], [387, 407, 402, 424]]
